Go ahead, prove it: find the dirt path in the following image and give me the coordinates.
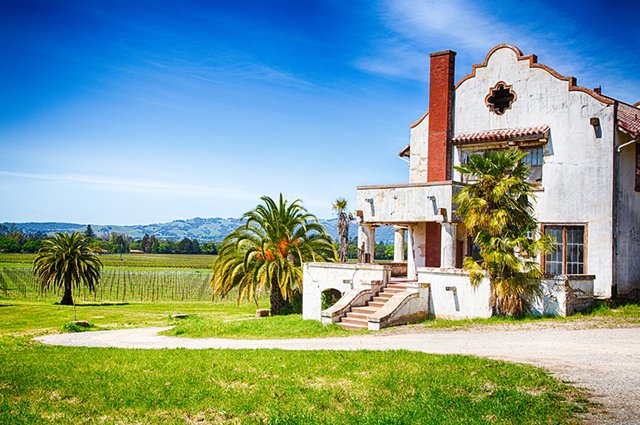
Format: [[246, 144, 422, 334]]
[[35, 325, 640, 424]]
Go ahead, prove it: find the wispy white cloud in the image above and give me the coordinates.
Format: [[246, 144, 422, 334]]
[[358, 0, 640, 102], [356, 0, 525, 80], [142, 56, 316, 91], [0, 171, 259, 201]]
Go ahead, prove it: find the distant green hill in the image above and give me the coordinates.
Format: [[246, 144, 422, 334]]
[[3, 218, 395, 243]]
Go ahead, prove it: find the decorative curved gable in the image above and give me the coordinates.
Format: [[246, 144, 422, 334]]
[[455, 44, 613, 105], [410, 111, 428, 129]]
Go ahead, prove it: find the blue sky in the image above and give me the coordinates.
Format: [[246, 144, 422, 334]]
[[1, 0, 639, 225]]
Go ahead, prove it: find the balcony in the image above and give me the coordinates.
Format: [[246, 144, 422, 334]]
[[356, 181, 465, 224]]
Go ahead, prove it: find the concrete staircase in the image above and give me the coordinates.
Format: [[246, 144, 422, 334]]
[[337, 280, 414, 330]]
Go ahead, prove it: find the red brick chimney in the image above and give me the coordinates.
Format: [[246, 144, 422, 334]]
[[427, 50, 456, 182]]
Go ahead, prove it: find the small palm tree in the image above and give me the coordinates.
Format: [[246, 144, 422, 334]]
[[211, 194, 337, 315], [454, 148, 553, 317], [33, 232, 102, 305], [332, 198, 352, 262]]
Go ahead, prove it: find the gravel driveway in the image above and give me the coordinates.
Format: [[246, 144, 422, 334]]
[[36, 324, 640, 424]]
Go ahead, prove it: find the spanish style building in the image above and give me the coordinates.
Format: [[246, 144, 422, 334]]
[[303, 44, 640, 329]]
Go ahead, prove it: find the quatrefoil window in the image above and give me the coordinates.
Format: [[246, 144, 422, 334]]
[[486, 81, 516, 115]]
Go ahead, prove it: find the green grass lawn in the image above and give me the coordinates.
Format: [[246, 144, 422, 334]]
[[0, 339, 587, 424], [3, 297, 633, 423], [0, 299, 593, 424], [0, 299, 354, 339], [166, 313, 357, 339]]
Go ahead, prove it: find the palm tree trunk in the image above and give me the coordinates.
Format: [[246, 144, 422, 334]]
[[338, 212, 349, 262], [61, 278, 74, 305], [270, 277, 286, 316]]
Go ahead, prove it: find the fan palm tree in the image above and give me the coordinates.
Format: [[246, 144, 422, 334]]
[[33, 232, 103, 305], [454, 148, 554, 317], [332, 197, 352, 262], [211, 194, 337, 315]]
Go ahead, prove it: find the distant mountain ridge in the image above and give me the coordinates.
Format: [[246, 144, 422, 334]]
[[4, 217, 395, 244]]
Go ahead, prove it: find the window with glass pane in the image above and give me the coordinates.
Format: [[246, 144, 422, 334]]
[[544, 225, 585, 275], [522, 147, 543, 183], [460, 147, 544, 183]]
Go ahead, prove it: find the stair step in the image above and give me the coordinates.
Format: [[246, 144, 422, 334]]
[[351, 306, 377, 314], [338, 322, 367, 330], [383, 288, 406, 294], [345, 312, 369, 320], [341, 317, 368, 326], [387, 283, 412, 288], [368, 301, 386, 308], [372, 296, 392, 303], [376, 292, 394, 299]]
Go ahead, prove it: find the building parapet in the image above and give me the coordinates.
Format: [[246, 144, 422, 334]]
[[356, 181, 465, 224]]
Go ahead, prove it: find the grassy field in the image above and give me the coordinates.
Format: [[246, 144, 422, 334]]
[[0, 253, 217, 302], [0, 252, 216, 269], [0, 300, 352, 340], [0, 299, 589, 424]]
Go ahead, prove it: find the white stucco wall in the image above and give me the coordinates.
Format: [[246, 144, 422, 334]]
[[417, 267, 492, 319], [410, 222, 427, 268], [453, 46, 616, 297], [409, 114, 429, 183], [302, 262, 390, 321], [614, 133, 640, 297], [356, 182, 463, 224], [418, 268, 594, 318]]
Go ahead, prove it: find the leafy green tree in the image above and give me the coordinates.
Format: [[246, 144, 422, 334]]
[[84, 224, 96, 239], [454, 148, 554, 317], [32, 232, 103, 305], [177, 237, 194, 254], [211, 194, 337, 315], [129, 241, 142, 251], [0, 237, 21, 253], [21, 239, 42, 253], [200, 242, 218, 255], [158, 241, 173, 254], [332, 198, 352, 262], [347, 237, 358, 260], [191, 239, 201, 254]]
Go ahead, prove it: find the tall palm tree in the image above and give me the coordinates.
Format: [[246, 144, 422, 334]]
[[211, 194, 337, 315], [33, 232, 103, 305], [332, 198, 352, 262], [454, 148, 553, 317]]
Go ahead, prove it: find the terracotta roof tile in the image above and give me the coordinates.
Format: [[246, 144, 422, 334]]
[[452, 125, 550, 145], [618, 102, 640, 137]]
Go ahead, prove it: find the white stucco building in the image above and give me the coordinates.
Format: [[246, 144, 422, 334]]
[[303, 44, 640, 329]]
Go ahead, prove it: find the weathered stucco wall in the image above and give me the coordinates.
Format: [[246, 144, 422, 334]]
[[418, 268, 594, 318], [614, 131, 640, 298], [302, 262, 390, 321], [417, 267, 492, 319], [356, 182, 463, 224], [453, 46, 616, 297], [410, 222, 427, 268], [532, 276, 595, 316], [409, 114, 429, 183]]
